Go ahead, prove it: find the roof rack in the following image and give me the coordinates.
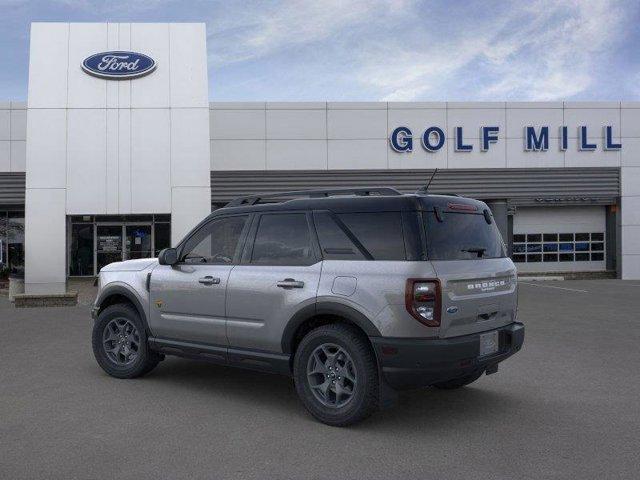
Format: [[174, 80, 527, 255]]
[[226, 187, 402, 207]]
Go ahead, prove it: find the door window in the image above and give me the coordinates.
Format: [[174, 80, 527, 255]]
[[181, 216, 248, 264], [251, 214, 314, 266], [96, 225, 123, 272]]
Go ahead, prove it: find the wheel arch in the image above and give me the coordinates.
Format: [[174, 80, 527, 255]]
[[95, 284, 150, 333], [281, 301, 382, 356]]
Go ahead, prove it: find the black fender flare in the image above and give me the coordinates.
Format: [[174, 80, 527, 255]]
[[281, 301, 382, 354], [95, 284, 150, 333]]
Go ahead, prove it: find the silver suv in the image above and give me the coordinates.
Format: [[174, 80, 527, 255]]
[[91, 188, 524, 426]]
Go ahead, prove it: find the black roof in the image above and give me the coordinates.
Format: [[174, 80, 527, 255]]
[[207, 189, 488, 218], [173, 189, 492, 251]]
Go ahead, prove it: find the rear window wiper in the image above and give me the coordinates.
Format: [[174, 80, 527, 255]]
[[461, 247, 487, 258]]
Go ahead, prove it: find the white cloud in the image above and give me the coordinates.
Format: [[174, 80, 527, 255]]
[[208, 0, 413, 66], [356, 0, 627, 101]]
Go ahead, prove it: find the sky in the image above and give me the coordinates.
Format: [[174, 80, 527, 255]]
[[1, 0, 639, 102]]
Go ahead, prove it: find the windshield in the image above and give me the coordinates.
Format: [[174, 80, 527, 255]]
[[424, 211, 506, 260]]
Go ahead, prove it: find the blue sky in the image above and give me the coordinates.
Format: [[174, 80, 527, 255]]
[[1, 0, 639, 101]]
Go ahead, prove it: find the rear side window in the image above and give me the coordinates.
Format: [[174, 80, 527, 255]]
[[314, 211, 406, 261], [313, 212, 366, 260], [251, 213, 314, 265], [424, 212, 506, 260]]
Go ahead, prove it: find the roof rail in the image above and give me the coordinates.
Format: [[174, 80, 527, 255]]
[[225, 187, 402, 207]]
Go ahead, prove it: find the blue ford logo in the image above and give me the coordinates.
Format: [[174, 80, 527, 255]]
[[82, 51, 156, 80]]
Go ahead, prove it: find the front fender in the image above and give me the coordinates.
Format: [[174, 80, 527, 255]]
[[94, 282, 150, 334]]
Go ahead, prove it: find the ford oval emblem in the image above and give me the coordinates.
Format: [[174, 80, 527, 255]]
[[82, 51, 156, 80], [446, 306, 459, 314]]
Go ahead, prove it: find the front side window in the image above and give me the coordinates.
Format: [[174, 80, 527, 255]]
[[251, 213, 314, 266], [181, 215, 248, 264]]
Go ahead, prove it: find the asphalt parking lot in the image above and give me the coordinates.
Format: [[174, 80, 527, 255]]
[[1, 280, 639, 480]]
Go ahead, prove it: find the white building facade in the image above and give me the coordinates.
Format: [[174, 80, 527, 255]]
[[0, 22, 639, 294]]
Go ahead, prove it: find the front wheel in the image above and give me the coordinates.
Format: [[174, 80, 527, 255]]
[[293, 324, 379, 426], [92, 303, 160, 379]]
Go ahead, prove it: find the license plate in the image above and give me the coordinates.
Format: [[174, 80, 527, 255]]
[[479, 330, 499, 357]]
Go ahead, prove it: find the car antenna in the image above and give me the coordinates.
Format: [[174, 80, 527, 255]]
[[416, 168, 438, 194]]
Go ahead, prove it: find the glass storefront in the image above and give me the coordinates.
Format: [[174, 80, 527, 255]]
[[68, 215, 171, 277], [0, 210, 25, 279]]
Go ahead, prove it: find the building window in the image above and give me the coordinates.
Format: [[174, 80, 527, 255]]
[[68, 214, 171, 277], [512, 232, 605, 263], [0, 211, 25, 278]]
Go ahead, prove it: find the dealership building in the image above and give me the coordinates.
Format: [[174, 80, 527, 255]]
[[1, 22, 640, 295]]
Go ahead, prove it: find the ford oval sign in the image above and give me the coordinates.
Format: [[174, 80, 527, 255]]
[[82, 51, 156, 80]]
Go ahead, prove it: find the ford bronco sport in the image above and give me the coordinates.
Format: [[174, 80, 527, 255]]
[[91, 188, 524, 426]]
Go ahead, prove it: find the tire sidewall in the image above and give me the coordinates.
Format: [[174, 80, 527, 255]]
[[92, 304, 153, 378], [294, 326, 377, 425]]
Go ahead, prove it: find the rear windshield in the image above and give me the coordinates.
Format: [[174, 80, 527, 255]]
[[424, 211, 506, 260]]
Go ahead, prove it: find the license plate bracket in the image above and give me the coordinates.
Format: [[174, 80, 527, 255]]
[[479, 330, 499, 357]]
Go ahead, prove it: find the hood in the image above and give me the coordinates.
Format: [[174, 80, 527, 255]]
[[100, 258, 158, 272]]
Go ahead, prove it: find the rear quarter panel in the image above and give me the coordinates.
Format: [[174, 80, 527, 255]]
[[318, 260, 440, 338]]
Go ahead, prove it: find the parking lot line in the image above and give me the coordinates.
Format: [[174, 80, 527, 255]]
[[519, 282, 589, 293]]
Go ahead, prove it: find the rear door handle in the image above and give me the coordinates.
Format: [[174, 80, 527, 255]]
[[198, 276, 220, 286], [277, 278, 305, 289]]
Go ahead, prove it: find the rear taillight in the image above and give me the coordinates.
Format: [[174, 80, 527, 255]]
[[405, 279, 441, 327]]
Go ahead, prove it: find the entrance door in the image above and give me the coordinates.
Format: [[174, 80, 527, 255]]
[[96, 225, 123, 272], [125, 225, 152, 260]]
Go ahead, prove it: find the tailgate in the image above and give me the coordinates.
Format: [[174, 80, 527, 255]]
[[431, 258, 517, 338]]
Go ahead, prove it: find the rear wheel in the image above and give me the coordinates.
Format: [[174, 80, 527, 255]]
[[432, 371, 483, 390], [293, 324, 379, 426], [92, 303, 160, 379]]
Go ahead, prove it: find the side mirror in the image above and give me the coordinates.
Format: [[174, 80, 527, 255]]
[[158, 248, 178, 266]]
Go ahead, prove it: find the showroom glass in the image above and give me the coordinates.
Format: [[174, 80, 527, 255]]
[[69, 224, 94, 276], [69, 214, 172, 276], [251, 214, 313, 266], [511, 232, 605, 263], [5, 211, 25, 275], [125, 225, 152, 260], [424, 211, 506, 260], [96, 225, 123, 272], [182, 216, 248, 264], [154, 222, 171, 256], [0, 212, 6, 277]]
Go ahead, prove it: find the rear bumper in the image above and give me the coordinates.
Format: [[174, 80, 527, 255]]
[[371, 322, 524, 390]]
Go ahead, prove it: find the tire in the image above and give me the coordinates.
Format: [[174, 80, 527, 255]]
[[92, 303, 160, 379], [432, 370, 483, 390], [293, 324, 379, 427]]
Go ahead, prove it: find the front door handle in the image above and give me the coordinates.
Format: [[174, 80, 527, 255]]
[[198, 276, 220, 286], [276, 278, 305, 289]]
